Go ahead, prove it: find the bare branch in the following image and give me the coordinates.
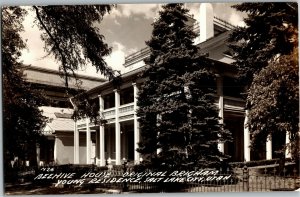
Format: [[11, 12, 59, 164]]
[[33, 5, 70, 87]]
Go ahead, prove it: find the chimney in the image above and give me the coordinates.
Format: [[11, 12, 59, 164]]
[[199, 3, 214, 43]]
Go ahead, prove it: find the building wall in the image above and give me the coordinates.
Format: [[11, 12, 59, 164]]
[[55, 132, 94, 164], [79, 135, 87, 164], [55, 135, 74, 164]]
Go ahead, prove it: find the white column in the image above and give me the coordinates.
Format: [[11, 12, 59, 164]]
[[114, 89, 121, 165], [266, 134, 272, 160], [95, 129, 99, 165], [244, 110, 251, 161], [217, 76, 225, 153], [74, 121, 79, 164], [107, 128, 111, 162], [133, 83, 140, 164], [99, 95, 106, 166], [285, 131, 291, 158], [54, 137, 57, 163], [86, 118, 91, 164]]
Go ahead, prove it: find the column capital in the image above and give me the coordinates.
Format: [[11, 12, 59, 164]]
[[113, 89, 119, 93], [98, 94, 103, 98]]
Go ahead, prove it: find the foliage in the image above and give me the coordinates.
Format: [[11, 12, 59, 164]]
[[2, 5, 117, 170], [229, 2, 298, 162], [32, 5, 118, 87], [137, 4, 231, 171], [71, 92, 103, 125], [71, 76, 122, 123], [2, 7, 47, 168], [247, 50, 299, 159], [229, 2, 298, 86]]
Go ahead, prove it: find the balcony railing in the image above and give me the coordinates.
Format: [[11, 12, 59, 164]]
[[124, 47, 151, 67], [124, 16, 235, 67], [77, 96, 243, 127], [102, 102, 135, 120], [103, 108, 115, 119], [119, 103, 134, 114], [213, 16, 236, 30]]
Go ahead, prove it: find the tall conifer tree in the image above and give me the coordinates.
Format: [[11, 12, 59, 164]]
[[137, 4, 231, 170]]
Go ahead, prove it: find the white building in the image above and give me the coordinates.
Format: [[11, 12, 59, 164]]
[[69, 4, 292, 167], [22, 65, 105, 165], [35, 4, 291, 166]]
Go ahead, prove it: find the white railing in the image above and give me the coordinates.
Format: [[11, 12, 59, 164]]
[[102, 102, 135, 120], [119, 103, 134, 114], [103, 108, 115, 119]]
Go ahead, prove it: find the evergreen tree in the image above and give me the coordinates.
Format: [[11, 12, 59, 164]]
[[137, 4, 231, 171], [229, 2, 297, 86], [229, 2, 298, 163]]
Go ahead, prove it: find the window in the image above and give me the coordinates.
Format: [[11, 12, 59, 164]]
[[120, 87, 134, 105], [103, 93, 115, 109]]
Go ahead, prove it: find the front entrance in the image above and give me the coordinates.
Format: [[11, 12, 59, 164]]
[[224, 115, 244, 162], [120, 120, 134, 162]]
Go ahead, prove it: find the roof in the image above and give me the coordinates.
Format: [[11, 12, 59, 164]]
[[39, 106, 74, 135], [123, 16, 235, 67], [54, 112, 73, 119], [44, 119, 74, 134], [22, 65, 107, 90], [82, 30, 236, 98]]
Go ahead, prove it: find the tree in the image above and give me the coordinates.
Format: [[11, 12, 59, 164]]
[[137, 4, 231, 171], [32, 5, 118, 87], [229, 2, 298, 164], [247, 49, 299, 165], [2, 7, 47, 171], [229, 2, 298, 86], [2, 5, 115, 171]]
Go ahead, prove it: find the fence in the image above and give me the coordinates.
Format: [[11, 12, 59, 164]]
[[76, 165, 299, 193], [181, 166, 299, 192], [6, 164, 300, 193]]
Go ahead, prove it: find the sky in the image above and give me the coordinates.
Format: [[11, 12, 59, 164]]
[[19, 3, 246, 78]]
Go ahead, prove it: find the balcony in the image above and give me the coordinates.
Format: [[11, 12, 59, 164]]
[[123, 16, 235, 68], [103, 108, 115, 119], [103, 102, 135, 121], [76, 95, 243, 128], [119, 103, 134, 115]]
